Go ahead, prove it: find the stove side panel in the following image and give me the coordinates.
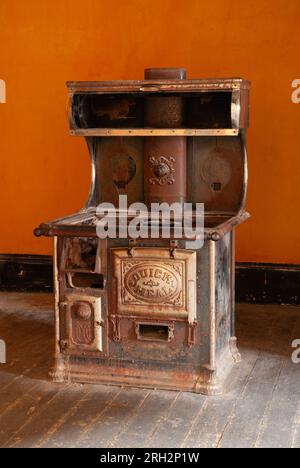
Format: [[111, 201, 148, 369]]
[[215, 231, 235, 358]]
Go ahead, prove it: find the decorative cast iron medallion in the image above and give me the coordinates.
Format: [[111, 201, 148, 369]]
[[149, 156, 175, 185]]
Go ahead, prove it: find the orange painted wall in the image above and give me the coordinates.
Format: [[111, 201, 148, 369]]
[[0, 0, 300, 263]]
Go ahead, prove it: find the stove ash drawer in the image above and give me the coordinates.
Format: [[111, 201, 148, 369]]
[[59, 295, 105, 356]]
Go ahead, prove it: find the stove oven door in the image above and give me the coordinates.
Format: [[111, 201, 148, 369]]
[[110, 247, 197, 349]]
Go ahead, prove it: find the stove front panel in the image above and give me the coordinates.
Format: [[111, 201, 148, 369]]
[[111, 248, 197, 323]]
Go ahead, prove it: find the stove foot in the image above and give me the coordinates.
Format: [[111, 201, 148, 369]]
[[50, 354, 69, 383]]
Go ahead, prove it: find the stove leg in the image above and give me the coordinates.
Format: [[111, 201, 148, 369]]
[[229, 337, 242, 363]]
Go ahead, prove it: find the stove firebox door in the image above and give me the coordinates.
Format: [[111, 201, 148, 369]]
[[60, 294, 103, 355]]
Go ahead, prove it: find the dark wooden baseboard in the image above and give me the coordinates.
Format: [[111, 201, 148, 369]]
[[236, 262, 300, 306], [0, 254, 53, 293], [0, 255, 299, 305]]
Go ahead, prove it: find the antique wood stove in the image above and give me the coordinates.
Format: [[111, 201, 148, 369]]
[[35, 68, 250, 395]]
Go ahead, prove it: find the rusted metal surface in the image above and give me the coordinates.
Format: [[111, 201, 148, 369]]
[[36, 67, 251, 395], [50, 235, 244, 394], [144, 67, 186, 80], [67, 74, 250, 138], [96, 137, 143, 205], [143, 68, 187, 206], [144, 136, 187, 205], [70, 128, 240, 136], [35, 210, 250, 240], [67, 78, 250, 94], [145, 96, 184, 128]]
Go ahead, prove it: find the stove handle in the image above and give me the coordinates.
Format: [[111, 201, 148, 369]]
[[127, 239, 179, 258]]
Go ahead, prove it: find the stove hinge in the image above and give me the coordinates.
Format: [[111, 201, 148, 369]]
[[188, 321, 198, 347]]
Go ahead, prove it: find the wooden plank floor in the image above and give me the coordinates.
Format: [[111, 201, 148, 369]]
[[0, 292, 299, 448]]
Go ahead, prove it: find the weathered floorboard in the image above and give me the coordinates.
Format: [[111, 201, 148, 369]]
[[8, 385, 87, 448], [255, 359, 300, 448], [183, 348, 260, 448], [75, 387, 150, 448], [112, 390, 180, 448], [217, 354, 284, 448], [1, 380, 64, 447], [41, 385, 122, 448], [0, 293, 299, 449], [147, 391, 207, 448]]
